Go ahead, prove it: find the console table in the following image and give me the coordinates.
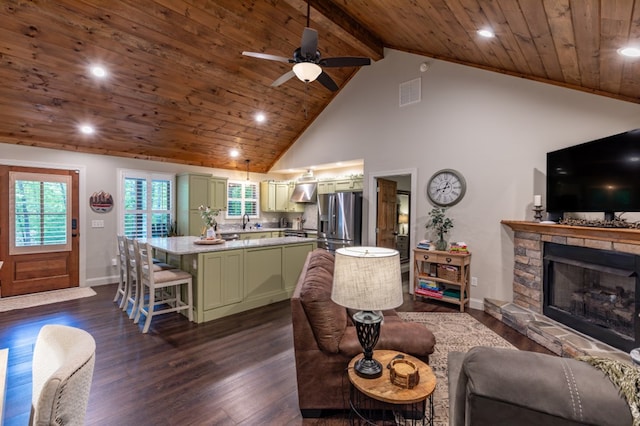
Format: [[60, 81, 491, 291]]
[[348, 350, 436, 425], [413, 249, 471, 312]]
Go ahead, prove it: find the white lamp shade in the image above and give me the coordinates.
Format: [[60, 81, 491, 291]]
[[292, 62, 322, 82], [331, 246, 403, 311]]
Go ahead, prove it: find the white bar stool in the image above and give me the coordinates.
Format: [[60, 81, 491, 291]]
[[133, 240, 193, 333]]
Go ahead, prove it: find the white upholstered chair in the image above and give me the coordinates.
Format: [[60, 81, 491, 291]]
[[112, 235, 128, 309], [29, 324, 96, 426], [134, 239, 193, 333]]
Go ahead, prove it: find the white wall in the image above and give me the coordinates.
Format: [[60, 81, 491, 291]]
[[1, 145, 287, 287], [274, 48, 640, 308]]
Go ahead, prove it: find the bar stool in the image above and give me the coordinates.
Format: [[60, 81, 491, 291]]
[[113, 235, 128, 308], [122, 237, 173, 319], [133, 240, 193, 333]]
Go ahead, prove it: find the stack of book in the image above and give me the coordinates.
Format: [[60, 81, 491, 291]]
[[417, 240, 432, 250], [449, 242, 469, 253], [415, 278, 443, 298]]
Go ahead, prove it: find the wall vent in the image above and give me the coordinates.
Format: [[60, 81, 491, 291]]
[[399, 78, 421, 107]]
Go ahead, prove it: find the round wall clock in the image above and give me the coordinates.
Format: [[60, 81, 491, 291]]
[[427, 169, 466, 207]]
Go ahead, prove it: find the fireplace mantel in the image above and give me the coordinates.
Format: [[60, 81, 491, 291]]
[[501, 220, 640, 246]]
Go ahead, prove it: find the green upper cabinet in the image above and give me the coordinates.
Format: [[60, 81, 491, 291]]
[[260, 181, 276, 212], [335, 177, 364, 192], [210, 177, 228, 211], [317, 181, 336, 194], [261, 181, 304, 213], [275, 183, 290, 211], [177, 173, 228, 236]]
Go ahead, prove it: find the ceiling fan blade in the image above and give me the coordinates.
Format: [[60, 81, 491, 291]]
[[271, 70, 296, 87], [316, 71, 339, 92], [242, 51, 291, 63], [300, 28, 318, 59], [320, 57, 372, 68]]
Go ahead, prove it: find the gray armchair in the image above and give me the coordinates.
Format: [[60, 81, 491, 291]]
[[448, 346, 632, 426]]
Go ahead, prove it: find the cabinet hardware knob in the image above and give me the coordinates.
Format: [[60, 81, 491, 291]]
[[423, 255, 429, 260], [446, 257, 452, 263]]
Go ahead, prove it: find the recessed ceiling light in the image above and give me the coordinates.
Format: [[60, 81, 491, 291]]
[[618, 47, 640, 57], [255, 113, 266, 123], [230, 149, 239, 158], [79, 124, 95, 135], [90, 66, 107, 78], [477, 29, 495, 38]]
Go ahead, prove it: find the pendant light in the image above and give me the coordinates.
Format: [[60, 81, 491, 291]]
[[245, 159, 250, 181]]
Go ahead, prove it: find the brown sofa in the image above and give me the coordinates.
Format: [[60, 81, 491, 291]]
[[291, 249, 436, 417]]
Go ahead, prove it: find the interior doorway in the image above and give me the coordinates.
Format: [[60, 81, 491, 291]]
[[369, 169, 416, 281]]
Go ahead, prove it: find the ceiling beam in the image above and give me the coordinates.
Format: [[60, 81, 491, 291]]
[[284, 0, 384, 61]]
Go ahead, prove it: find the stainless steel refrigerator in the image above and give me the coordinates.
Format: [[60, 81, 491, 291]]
[[317, 192, 363, 252]]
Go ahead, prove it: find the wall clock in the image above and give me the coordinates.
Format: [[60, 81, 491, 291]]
[[427, 169, 466, 207]]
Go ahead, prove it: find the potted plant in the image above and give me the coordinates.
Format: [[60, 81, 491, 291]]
[[198, 205, 220, 238], [426, 207, 453, 251]]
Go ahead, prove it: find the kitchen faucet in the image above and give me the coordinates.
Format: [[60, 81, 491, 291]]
[[242, 213, 250, 230]]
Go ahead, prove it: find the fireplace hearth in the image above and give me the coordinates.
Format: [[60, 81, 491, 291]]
[[543, 242, 640, 352]]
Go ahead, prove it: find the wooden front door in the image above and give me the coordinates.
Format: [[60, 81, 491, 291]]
[[0, 166, 80, 296], [376, 178, 398, 249]]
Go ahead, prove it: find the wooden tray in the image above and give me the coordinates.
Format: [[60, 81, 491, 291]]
[[193, 238, 225, 245]]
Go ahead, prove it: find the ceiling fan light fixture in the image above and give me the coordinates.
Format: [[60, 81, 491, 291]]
[[293, 62, 322, 82]]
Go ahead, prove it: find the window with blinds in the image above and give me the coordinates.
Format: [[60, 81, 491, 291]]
[[9, 171, 71, 255], [120, 170, 174, 238], [226, 181, 259, 219]]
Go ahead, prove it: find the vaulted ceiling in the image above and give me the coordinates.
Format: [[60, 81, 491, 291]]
[[2, 1, 640, 173]]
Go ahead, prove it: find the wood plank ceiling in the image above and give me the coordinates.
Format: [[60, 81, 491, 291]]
[[2, 0, 640, 173]]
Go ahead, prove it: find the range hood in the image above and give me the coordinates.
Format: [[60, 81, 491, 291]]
[[290, 182, 317, 203]]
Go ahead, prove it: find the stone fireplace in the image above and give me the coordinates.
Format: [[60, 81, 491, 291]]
[[499, 221, 640, 356]]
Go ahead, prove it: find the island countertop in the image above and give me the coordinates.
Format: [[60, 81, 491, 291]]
[[141, 235, 317, 255]]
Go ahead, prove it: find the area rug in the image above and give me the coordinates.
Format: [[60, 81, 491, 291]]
[[0, 287, 96, 312], [397, 312, 516, 426]]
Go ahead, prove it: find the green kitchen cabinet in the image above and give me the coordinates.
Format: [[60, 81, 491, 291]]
[[317, 181, 336, 194], [198, 249, 243, 312], [239, 231, 273, 240], [260, 181, 303, 212], [154, 240, 316, 323], [177, 173, 228, 236], [209, 177, 228, 211], [244, 246, 283, 302], [260, 181, 276, 212], [283, 242, 316, 291], [335, 177, 364, 192]]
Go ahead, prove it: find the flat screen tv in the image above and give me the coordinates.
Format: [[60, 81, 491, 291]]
[[546, 129, 640, 221]]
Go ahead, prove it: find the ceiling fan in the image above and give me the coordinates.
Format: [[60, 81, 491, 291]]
[[242, 4, 371, 91]]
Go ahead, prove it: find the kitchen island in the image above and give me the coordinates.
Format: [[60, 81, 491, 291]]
[[144, 236, 317, 323]]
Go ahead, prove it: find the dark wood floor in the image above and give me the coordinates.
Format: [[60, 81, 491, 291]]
[[1, 283, 552, 425]]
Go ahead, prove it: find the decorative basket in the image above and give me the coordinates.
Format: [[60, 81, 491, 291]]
[[389, 358, 420, 389], [437, 264, 460, 281]]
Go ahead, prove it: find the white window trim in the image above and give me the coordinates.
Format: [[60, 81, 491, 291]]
[[117, 169, 175, 236], [225, 180, 260, 219]]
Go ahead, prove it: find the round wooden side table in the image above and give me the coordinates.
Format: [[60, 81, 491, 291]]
[[347, 350, 436, 425]]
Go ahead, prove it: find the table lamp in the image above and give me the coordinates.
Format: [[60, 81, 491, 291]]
[[331, 246, 403, 379], [398, 213, 409, 235]]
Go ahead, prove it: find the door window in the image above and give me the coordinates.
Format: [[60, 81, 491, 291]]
[[9, 171, 72, 255]]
